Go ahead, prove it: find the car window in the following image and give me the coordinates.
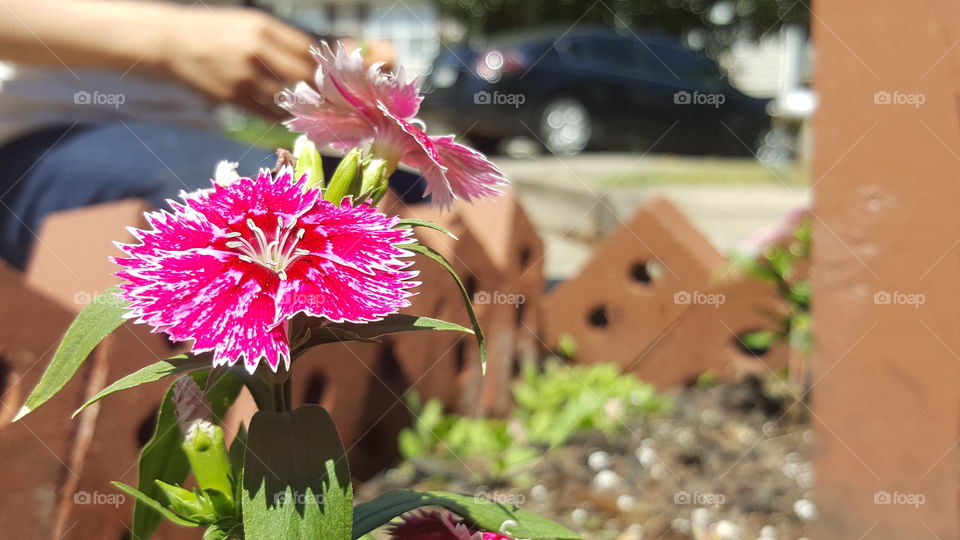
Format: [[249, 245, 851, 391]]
[[650, 45, 727, 89], [563, 37, 675, 81]]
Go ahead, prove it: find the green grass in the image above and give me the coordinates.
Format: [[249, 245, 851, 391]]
[[600, 157, 807, 187], [224, 116, 297, 152]]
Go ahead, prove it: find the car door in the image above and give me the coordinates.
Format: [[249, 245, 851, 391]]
[[557, 34, 687, 150]]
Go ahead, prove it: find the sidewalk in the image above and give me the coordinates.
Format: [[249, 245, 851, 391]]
[[494, 154, 811, 279]]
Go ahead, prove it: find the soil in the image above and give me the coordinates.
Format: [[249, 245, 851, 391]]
[[358, 376, 814, 540]]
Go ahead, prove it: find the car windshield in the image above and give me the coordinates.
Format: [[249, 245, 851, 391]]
[[563, 36, 685, 82]]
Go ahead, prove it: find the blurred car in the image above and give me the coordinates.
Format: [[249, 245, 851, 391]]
[[421, 26, 771, 156]]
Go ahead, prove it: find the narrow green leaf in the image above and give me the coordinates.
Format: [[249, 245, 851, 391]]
[[352, 490, 581, 539], [295, 314, 473, 354], [131, 371, 242, 540], [396, 218, 459, 240], [14, 286, 128, 421], [241, 405, 353, 540], [402, 243, 486, 371], [111, 482, 199, 527], [73, 354, 211, 417]]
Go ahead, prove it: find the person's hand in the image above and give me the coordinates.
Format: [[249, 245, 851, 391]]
[[158, 7, 316, 120]]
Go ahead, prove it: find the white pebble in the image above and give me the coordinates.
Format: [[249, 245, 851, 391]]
[[616, 494, 636, 512], [691, 507, 712, 527], [592, 469, 625, 493], [649, 463, 667, 481], [530, 484, 549, 503], [797, 471, 814, 489], [758, 524, 778, 539], [676, 429, 695, 447], [571, 508, 588, 526], [621, 524, 644, 540], [713, 520, 740, 539], [587, 450, 611, 471], [793, 499, 818, 521], [635, 446, 658, 468], [670, 517, 691, 535]]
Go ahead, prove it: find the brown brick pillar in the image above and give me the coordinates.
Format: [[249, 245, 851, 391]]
[[812, 1, 960, 537]]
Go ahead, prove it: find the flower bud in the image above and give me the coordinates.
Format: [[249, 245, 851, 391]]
[[293, 135, 324, 190], [324, 148, 362, 204]]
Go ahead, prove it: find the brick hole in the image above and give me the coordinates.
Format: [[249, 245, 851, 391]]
[[733, 332, 771, 357], [630, 260, 662, 284], [136, 406, 159, 447], [587, 306, 609, 329], [303, 372, 328, 404], [464, 274, 479, 301], [0, 354, 10, 402], [519, 245, 533, 271], [453, 339, 468, 374]]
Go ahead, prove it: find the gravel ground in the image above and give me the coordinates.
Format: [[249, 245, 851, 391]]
[[359, 376, 814, 540]]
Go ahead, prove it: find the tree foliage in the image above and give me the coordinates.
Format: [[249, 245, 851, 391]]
[[434, 0, 809, 52]]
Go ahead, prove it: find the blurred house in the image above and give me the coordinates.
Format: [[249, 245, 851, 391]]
[[261, 0, 446, 76]]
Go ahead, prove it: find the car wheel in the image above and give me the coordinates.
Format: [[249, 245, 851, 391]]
[[539, 97, 592, 156]]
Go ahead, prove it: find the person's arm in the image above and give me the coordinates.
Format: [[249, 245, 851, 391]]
[[0, 0, 317, 119]]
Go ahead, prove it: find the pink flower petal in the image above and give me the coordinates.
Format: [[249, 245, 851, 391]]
[[282, 40, 507, 207], [114, 168, 419, 373]]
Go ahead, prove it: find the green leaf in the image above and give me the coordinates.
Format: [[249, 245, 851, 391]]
[[325, 148, 361, 203], [132, 371, 242, 540], [739, 330, 780, 351], [396, 218, 459, 240], [295, 314, 473, 354], [352, 490, 581, 539], [72, 354, 211, 417], [402, 243, 486, 371], [112, 481, 199, 527], [14, 286, 128, 421], [241, 404, 353, 540]]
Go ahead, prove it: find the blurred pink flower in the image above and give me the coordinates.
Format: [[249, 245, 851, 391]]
[[741, 206, 809, 257], [387, 510, 512, 540], [113, 168, 417, 373], [282, 42, 506, 207]]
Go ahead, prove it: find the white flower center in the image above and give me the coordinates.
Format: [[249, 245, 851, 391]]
[[225, 217, 309, 280]]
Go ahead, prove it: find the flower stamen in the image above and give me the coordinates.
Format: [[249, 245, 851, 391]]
[[227, 217, 311, 279]]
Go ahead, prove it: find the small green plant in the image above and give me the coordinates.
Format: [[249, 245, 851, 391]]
[[398, 362, 671, 481], [513, 361, 672, 447], [734, 208, 811, 386]]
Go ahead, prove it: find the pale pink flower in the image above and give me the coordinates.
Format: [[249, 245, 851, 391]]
[[282, 42, 506, 207], [113, 168, 418, 373], [741, 206, 810, 257], [387, 510, 512, 540]]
